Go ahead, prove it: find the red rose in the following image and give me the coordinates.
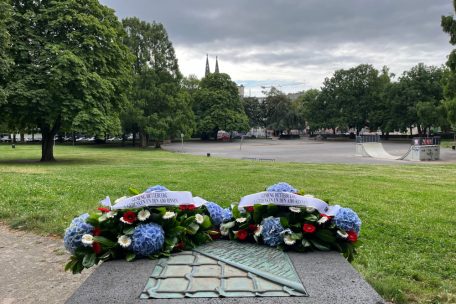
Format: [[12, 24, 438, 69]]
[[93, 227, 102, 236], [302, 223, 316, 233], [248, 224, 257, 232], [179, 205, 187, 211], [122, 211, 137, 224], [236, 229, 249, 241], [245, 206, 254, 212], [347, 231, 358, 242], [97, 207, 110, 213], [92, 242, 102, 254], [186, 204, 196, 211]]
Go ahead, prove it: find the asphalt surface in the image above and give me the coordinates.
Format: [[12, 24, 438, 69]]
[[162, 138, 456, 165]]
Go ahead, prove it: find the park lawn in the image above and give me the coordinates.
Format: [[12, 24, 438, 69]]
[[0, 145, 455, 303]]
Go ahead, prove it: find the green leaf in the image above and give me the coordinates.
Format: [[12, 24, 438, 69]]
[[200, 215, 212, 230], [315, 229, 336, 244], [280, 217, 289, 228], [126, 252, 136, 262], [304, 214, 318, 222], [128, 187, 140, 195], [187, 222, 200, 235], [232, 204, 241, 218], [310, 239, 331, 251], [82, 253, 96, 268], [123, 226, 135, 235], [93, 236, 117, 248], [253, 204, 266, 224], [267, 204, 279, 215], [302, 239, 312, 248], [65, 258, 78, 272]]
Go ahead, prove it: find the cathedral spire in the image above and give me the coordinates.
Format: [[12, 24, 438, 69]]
[[205, 54, 210, 77], [215, 56, 219, 73]]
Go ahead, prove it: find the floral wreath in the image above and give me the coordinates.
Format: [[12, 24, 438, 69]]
[[64, 183, 362, 274]]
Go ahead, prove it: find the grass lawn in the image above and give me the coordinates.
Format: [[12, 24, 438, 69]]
[[0, 144, 455, 303]]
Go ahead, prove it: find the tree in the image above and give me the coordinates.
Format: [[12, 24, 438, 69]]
[[243, 97, 264, 128], [442, 4, 456, 129], [122, 18, 194, 148], [298, 89, 327, 133], [389, 64, 444, 135], [0, 0, 11, 104], [319, 64, 384, 134], [4, 0, 132, 161], [193, 73, 249, 139]]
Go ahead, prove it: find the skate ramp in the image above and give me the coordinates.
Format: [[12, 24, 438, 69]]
[[359, 143, 412, 160]]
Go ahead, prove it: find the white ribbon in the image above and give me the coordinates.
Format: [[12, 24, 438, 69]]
[[239, 191, 340, 216], [192, 196, 207, 207], [111, 191, 194, 210]]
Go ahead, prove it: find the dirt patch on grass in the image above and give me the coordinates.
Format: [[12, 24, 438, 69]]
[[0, 224, 94, 304]]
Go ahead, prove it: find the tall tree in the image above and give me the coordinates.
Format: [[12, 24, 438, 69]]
[[442, 4, 456, 128], [4, 0, 132, 161], [193, 73, 249, 139], [262, 87, 299, 135], [243, 97, 264, 128], [122, 18, 194, 148], [0, 0, 11, 104]]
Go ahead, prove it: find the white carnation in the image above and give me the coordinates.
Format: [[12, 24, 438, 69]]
[[289, 207, 301, 213], [118, 235, 132, 248], [254, 225, 263, 237], [317, 216, 329, 225], [337, 230, 348, 239], [306, 206, 316, 213], [195, 214, 204, 224], [81, 234, 94, 246], [220, 226, 230, 236], [236, 217, 247, 223], [283, 234, 296, 246], [163, 211, 176, 220], [138, 209, 151, 221], [106, 211, 116, 218]]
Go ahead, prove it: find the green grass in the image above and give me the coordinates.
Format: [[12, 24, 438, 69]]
[[0, 144, 455, 303]]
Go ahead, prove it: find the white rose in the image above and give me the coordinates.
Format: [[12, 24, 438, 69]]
[[306, 206, 316, 213], [283, 235, 296, 246], [236, 217, 247, 223], [317, 216, 329, 225]]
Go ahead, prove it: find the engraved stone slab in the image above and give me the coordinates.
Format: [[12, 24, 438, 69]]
[[67, 245, 385, 304], [140, 243, 308, 299]]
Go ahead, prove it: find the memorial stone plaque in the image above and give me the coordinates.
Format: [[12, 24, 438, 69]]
[[141, 241, 308, 298]]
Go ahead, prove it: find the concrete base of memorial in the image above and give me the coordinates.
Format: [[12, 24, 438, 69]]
[[66, 247, 384, 304]]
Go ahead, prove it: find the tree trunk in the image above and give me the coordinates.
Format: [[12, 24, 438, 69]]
[[155, 140, 161, 148], [332, 128, 336, 135], [409, 126, 413, 137], [139, 132, 148, 147], [20, 133, 25, 143], [132, 133, 136, 147], [41, 130, 55, 162]]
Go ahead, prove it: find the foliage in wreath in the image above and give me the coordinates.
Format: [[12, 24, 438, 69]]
[[64, 182, 361, 274]]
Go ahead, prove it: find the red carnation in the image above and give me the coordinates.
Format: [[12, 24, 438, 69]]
[[93, 227, 102, 236], [175, 241, 185, 250], [236, 229, 249, 241], [347, 231, 358, 242], [92, 242, 102, 254], [122, 211, 137, 224], [248, 224, 257, 232], [302, 223, 316, 234], [245, 206, 254, 212], [210, 230, 221, 240], [97, 207, 110, 213], [186, 204, 196, 211]]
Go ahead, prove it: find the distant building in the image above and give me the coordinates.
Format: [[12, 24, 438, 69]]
[[205, 55, 220, 76], [238, 84, 245, 97]]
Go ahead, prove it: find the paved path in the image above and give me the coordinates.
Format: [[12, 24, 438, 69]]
[[163, 138, 456, 164], [0, 224, 93, 304]]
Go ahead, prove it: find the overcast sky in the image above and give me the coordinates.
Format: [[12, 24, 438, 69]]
[[100, 0, 454, 96]]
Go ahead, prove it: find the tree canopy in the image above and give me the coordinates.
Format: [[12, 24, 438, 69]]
[[3, 0, 132, 161], [193, 73, 249, 139], [122, 17, 194, 147]]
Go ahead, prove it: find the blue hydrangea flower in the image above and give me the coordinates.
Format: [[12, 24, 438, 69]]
[[205, 202, 228, 226], [144, 185, 169, 193], [334, 208, 362, 234], [64, 213, 93, 254], [261, 217, 285, 247], [132, 223, 165, 256], [266, 182, 297, 193], [222, 208, 233, 222]]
